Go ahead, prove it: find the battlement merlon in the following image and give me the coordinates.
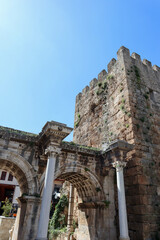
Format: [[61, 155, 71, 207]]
[[116, 46, 160, 73], [75, 46, 160, 104]]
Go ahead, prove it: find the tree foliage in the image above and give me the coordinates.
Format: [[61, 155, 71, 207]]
[[1, 198, 12, 217]]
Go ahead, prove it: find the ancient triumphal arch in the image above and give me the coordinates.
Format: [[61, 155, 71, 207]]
[[0, 121, 132, 240]]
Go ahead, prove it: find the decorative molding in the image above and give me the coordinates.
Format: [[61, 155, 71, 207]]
[[112, 161, 126, 171], [45, 145, 61, 157]]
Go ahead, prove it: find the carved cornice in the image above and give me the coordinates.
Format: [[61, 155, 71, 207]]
[[38, 121, 73, 145], [103, 140, 134, 153], [112, 161, 127, 171]]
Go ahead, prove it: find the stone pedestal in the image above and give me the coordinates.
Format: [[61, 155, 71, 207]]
[[113, 161, 130, 240], [11, 196, 41, 240]]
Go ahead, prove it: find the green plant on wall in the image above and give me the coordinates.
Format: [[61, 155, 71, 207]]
[[140, 117, 145, 122], [48, 195, 68, 239], [103, 200, 110, 208], [96, 80, 108, 95], [95, 187, 101, 192], [70, 219, 78, 237], [107, 74, 114, 80], [121, 98, 125, 104], [120, 104, 124, 110], [134, 65, 141, 88], [1, 198, 12, 217], [143, 93, 149, 100], [75, 113, 81, 128], [49, 228, 67, 240], [84, 167, 90, 172]]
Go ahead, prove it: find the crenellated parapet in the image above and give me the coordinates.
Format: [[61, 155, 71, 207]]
[[116, 46, 160, 73], [75, 46, 160, 106], [73, 45, 160, 149]]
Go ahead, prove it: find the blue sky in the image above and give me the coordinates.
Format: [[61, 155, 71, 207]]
[[0, 0, 160, 141]]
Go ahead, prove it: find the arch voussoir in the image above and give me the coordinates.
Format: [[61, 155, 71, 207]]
[[0, 149, 39, 195], [55, 163, 105, 201]]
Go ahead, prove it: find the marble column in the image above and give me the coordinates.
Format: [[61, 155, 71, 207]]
[[112, 161, 130, 240], [36, 146, 60, 240], [67, 184, 74, 231]]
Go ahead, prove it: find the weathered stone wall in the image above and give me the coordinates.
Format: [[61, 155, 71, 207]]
[[122, 48, 160, 240], [73, 48, 132, 149], [55, 143, 119, 240], [0, 128, 41, 240], [74, 169, 116, 240], [0, 216, 15, 240], [73, 46, 160, 240], [0, 127, 38, 170]]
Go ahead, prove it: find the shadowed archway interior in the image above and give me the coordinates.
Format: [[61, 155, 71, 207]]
[[0, 159, 28, 194], [56, 172, 101, 202]]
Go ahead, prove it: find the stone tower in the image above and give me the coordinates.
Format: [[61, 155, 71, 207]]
[[73, 46, 160, 240]]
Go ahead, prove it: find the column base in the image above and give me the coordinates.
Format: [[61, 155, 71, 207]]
[[120, 237, 130, 240]]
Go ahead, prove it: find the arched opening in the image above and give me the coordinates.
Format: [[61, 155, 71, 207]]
[[47, 165, 105, 240], [54, 165, 105, 201], [0, 149, 39, 240], [0, 160, 29, 195], [58, 172, 97, 201], [0, 169, 21, 240], [0, 169, 21, 213]]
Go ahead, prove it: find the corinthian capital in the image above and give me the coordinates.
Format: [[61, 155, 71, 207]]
[[112, 161, 127, 171], [45, 145, 61, 157]]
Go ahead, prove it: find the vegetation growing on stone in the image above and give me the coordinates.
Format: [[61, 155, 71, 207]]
[[0, 126, 37, 138], [95, 187, 101, 192], [102, 81, 107, 89], [121, 98, 125, 104], [90, 103, 97, 113], [79, 145, 100, 151], [96, 79, 108, 96], [84, 167, 90, 172], [136, 124, 140, 130], [120, 87, 123, 92], [120, 104, 125, 110], [74, 113, 81, 128], [70, 219, 78, 237], [48, 195, 68, 239], [103, 200, 110, 208], [140, 117, 145, 122], [134, 65, 141, 88], [143, 94, 149, 100], [107, 74, 114, 80], [62, 141, 100, 152]]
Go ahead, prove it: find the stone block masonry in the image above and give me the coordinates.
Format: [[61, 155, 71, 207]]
[[73, 46, 160, 240], [0, 216, 15, 240]]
